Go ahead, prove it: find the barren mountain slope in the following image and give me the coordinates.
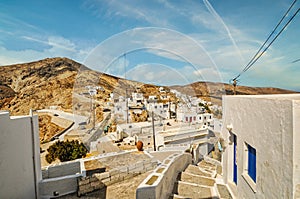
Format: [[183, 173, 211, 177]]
[[170, 81, 298, 105], [1, 57, 297, 116]]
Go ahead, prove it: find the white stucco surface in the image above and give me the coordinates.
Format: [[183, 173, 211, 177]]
[[0, 111, 41, 199], [293, 100, 300, 198], [221, 94, 300, 199]]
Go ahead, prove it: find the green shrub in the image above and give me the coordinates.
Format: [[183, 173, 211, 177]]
[[45, 140, 88, 163]]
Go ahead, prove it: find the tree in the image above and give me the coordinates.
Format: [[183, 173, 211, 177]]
[[45, 140, 88, 164]]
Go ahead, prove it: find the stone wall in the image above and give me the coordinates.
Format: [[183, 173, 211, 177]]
[[78, 159, 157, 196]]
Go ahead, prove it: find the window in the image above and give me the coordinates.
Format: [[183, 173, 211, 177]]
[[247, 144, 256, 182], [243, 143, 257, 192]]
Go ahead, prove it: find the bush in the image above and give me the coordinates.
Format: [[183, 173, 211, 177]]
[[45, 140, 88, 164]]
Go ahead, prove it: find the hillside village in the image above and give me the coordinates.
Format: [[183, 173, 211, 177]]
[[74, 85, 220, 155], [1, 58, 299, 199]]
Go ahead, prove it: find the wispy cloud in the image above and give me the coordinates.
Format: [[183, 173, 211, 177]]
[[203, 0, 246, 64], [0, 35, 90, 65], [126, 63, 201, 86], [22, 36, 77, 52], [0, 13, 40, 32], [84, 0, 172, 27], [84, 27, 224, 83]]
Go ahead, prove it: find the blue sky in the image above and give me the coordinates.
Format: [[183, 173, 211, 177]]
[[0, 0, 299, 90]]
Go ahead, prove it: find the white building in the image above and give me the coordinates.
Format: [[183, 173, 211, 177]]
[[177, 105, 213, 126], [147, 102, 170, 119], [159, 87, 166, 93], [221, 94, 300, 198], [156, 126, 209, 157], [131, 92, 144, 105], [0, 110, 41, 199]]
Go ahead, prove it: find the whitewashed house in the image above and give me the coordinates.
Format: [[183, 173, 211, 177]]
[[177, 104, 213, 127], [159, 87, 166, 93], [221, 94, 300, 199], [131, 92, 144, 105], [147, 102, 170, 119]]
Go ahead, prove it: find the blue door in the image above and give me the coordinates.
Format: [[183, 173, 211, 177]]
[[233, 134, 237, 184]]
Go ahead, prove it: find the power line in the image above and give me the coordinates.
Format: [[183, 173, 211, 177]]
[[232, 0, 299, 81]]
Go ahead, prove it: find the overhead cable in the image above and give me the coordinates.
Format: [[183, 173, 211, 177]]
[[232, 0, 299, 81]]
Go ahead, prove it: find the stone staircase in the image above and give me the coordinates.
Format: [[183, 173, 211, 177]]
[[170, 160, 232, 199]]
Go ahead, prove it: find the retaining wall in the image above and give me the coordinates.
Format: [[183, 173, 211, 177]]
[[39, 174, 81, 198], [136, 152, 192, 199], [40, 160, 82, 198]]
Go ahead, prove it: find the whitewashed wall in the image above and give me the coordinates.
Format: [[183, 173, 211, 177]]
[[293, 100, 300, 198], [0, 111, 41, 199], [221, 94, 300, 199]]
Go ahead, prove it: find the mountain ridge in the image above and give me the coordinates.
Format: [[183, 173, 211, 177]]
[[0, 57, 298, 114]]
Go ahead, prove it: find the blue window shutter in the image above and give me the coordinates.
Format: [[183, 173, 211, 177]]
[[248, 145, 256, 182]]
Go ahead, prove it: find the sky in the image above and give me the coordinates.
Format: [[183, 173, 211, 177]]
[[0, 0, 299, 90]]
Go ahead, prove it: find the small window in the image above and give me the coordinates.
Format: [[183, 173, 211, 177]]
[[247, 144, 256, 182], [243, 143, 257, 192], [199, 116, 202, 120]]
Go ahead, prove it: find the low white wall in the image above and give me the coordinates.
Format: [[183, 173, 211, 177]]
[[40, 160, 82, 198], [39, 174, 81, 198], [42, 161, 81, 179], [136, 152, 192, 199]]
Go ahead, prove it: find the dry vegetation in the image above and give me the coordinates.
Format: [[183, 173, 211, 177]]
[[38, 114, 64, 143]]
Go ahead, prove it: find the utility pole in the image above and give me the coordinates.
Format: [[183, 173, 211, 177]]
[[152, 111, 156, 151], [86, 86, 100, 130], [168, 98, 171, 119], [93, 96, 95, 129], [233, 79, 237, 95]]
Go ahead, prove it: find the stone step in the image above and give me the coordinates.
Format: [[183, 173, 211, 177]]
[[174, 181, 213, 199], [198, 160, 217, 168], [184, 165, 212, 178], [181, 172, 215, 187], [216, 184, 233, 199]]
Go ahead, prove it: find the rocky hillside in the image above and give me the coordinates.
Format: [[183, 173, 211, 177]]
[[170, 81, 298, 105], [0, 57, 82, 115], [1, 57, 298, 115], [0, 57, 141, 116]]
